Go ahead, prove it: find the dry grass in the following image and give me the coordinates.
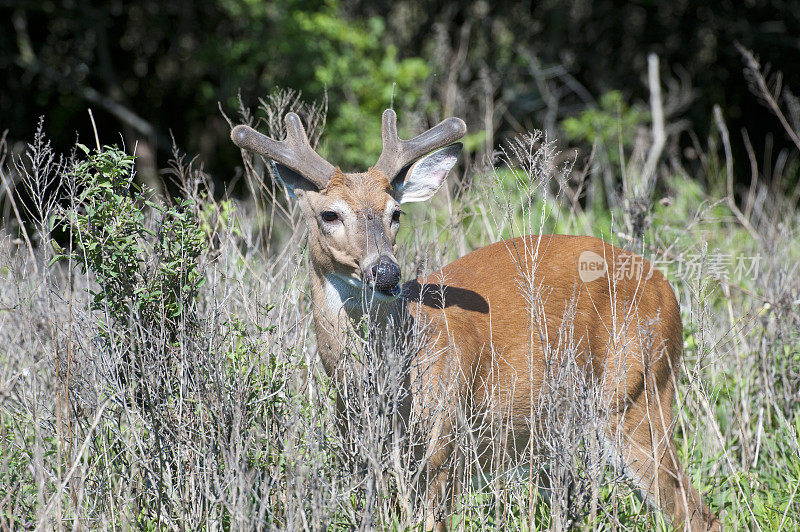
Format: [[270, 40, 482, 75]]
[[0, 87, 798, 530]]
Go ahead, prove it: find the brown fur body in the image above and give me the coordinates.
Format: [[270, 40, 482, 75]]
[[400, 235, 719, 530], [300, 171, 720, 531]]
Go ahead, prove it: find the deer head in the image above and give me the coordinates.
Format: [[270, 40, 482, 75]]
[[231, 110, 466, 303]]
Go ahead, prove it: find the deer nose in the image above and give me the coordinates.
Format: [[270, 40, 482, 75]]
[[367, 256, 401, 292]]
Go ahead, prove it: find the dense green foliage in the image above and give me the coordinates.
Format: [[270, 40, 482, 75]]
[[2, 0, 799, 191]]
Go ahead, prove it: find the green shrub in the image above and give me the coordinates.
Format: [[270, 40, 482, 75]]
[[54, 144, 207, 341], [561, 90, 648, 168]]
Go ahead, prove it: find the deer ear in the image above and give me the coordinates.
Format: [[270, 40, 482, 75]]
[[271, 162, 321, 197], [392, 143, 462, 204]]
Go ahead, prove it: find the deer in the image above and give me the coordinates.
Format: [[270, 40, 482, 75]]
[[230, 109, 721, 531]]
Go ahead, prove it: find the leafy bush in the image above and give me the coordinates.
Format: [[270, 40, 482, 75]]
[[220, 0, 432, 171], [54, 144, 206, 341], [294, 2, 431, 168], [561, 90, 648, 167]]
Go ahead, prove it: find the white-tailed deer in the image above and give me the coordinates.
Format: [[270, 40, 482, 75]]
[[231, 110, 721, 531]]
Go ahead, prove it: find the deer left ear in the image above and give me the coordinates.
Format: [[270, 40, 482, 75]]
[[392, 143, 462, 204]]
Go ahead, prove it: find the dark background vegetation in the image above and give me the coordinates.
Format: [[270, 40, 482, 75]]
[[2, 0, 799, 196]]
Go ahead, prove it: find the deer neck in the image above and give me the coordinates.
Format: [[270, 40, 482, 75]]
[[309, 262, 401, 377]]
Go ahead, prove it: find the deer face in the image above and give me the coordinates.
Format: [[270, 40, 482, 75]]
[[231, 109, 465, 302], [299, 169, 403, 299]]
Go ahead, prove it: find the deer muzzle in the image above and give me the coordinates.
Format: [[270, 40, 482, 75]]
[[364, 255, 401, 295]]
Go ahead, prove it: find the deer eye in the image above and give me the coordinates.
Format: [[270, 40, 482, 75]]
[[391, 210, 403, 224], [320, 211, 339, 223]]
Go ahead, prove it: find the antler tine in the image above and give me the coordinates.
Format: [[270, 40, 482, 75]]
[[374, 109, 467, 179], [231, 113, 335, 188]]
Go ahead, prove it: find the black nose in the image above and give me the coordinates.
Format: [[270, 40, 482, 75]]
[[369, 257, 401, 292]]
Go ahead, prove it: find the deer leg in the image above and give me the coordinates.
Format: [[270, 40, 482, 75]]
[[418, 411, 455, 532], [609, 393, 721, 531]]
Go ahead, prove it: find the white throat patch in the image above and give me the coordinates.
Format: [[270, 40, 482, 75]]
[[324, 273, 399, 316]]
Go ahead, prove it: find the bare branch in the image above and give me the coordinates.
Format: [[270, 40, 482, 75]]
[[738, 43, 800, 153]]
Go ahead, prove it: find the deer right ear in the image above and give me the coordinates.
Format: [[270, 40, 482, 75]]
[[271, 162, 321, 197]]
